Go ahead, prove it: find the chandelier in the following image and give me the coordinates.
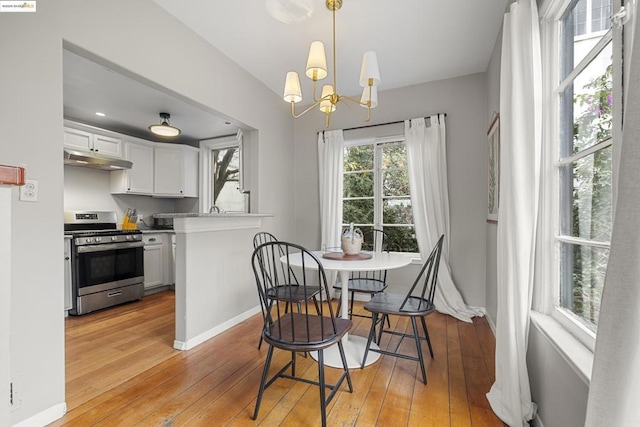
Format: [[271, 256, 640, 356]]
[[282, 0, 380, 127]]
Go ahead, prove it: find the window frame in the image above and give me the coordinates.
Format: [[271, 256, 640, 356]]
[[342, 134, 419, 257], [539, 0, 622, 352]]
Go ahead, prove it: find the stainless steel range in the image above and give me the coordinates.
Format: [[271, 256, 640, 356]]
[[64, 211, 144, 315]]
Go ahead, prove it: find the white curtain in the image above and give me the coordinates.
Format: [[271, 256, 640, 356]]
[[486, 0, 541, 425], [405, 115, 481, 323], [585, 13, 640, 425], [318, 130, 344, 287]]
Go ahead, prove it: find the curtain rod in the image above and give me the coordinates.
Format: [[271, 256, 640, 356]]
[[317, 113, 447, 135]]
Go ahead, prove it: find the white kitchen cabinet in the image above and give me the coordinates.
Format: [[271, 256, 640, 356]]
[[154, 144, 199, 197], [64, 236, 73, 312], [111, 139, 154, 195], [143, 234, 164, 289], [64, 126, 123, 158]]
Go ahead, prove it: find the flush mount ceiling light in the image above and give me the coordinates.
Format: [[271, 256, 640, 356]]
[[148, 112, 181, 137], [283, 0, 380, 127]]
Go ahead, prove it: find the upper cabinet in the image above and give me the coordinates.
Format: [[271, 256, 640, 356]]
[[111, 139, 155, 195], [62, 121, 199, 199], [154, 143, 198, 197], [64, 125, 123, 158]]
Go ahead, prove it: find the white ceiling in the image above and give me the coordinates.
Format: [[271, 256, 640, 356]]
[[63, 0, 508, 144]]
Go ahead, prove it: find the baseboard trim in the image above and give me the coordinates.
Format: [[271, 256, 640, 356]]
[[12, 402, 66, 427], [533, 412, 545, 427], [473, 306, 496, 335], [173, 304, 262, 351]]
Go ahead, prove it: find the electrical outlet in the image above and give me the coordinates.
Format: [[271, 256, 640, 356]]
[[19, 179, 38, 202]]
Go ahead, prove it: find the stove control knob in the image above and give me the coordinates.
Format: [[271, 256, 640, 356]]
[[95, 237, 102, 243], [111, 236, 118, 242], [125, 235, 132, 241], [85, 238, 93, 244]]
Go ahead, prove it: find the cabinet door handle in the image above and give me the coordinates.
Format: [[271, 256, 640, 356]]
[[64, 256, 70, 260], [148, 238, 156, 242]]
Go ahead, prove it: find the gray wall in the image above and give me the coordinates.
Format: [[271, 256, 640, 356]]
[[0, 0, 294, 424], [293, 74, 489, 308], [484, 9, 590, 426]]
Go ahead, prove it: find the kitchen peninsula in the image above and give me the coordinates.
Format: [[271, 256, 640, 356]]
[[156, 212, 273, 350]]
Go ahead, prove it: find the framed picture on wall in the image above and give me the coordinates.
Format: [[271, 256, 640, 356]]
[[487, 113, 500, 222]]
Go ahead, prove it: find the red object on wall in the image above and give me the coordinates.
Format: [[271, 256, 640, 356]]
[[0, 165, 25, 185]]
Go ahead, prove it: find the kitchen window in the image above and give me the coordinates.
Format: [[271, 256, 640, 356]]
[[199, 131, 247, 213], [342, 137, 417, 253]]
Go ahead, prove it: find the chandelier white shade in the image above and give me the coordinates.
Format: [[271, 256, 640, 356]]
[[359, 51, 380, 87], [282, 0, 380, 127], [305, 41, 328, 80], [284, 71, 303, 103]]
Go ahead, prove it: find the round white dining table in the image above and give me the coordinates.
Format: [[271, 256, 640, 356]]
[[282, 250, 411, 368]]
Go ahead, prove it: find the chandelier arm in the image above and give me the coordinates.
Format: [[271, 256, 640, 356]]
[[341, 94, 370, 107], [341, 96, 371, 122], [290, 94, 332, 118]]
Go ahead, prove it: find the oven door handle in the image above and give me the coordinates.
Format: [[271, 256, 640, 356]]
[[76, 241, 144, 253]]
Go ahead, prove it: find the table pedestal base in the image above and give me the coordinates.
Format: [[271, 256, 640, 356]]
[[310, 334, 380, 369]]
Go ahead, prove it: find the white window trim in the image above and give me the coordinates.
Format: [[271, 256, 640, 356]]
[[198, 130, 244, 213]]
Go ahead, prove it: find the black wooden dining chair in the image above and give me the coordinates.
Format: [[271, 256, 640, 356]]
[[334, 228, 390, 321], [252, 232, 322, 349], [251, 241, 353, 427], [361, 234, 444, 385]]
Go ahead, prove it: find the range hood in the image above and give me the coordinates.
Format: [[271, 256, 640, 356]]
[[63, 149, 132, 170]]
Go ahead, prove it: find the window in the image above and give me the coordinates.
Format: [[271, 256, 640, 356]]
[[211, 146, 243, 212], [342, 137, 417, 253], [199, 131, 247, 213], [552, 0, 618, 339]]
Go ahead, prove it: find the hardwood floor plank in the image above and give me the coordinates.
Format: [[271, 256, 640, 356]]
[[457, 320, 504, 427], [446, 316, 473, 427], [408, 313, 451, 427], [50, 291, 503, 427]]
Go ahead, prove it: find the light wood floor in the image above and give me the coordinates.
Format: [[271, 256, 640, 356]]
[[50, 290, 504, 426]]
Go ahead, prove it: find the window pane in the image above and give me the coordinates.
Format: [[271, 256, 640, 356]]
[[343, 199, 374, 224], [560, 146, 612, 241], [560, 242, 609, 330], [383, 170, 410, 196], [383, 198, 413, 225], [561, 0, 611, 76], [344, 171, 373, 197], [573, 0, 587, 36], [591, 0, 612, 33], [382, 144, 406, 169], [560, 43, 612, 156], [383, 226, 418, 253], [211, 147, 244, 212], [344, 145, 373, 171]]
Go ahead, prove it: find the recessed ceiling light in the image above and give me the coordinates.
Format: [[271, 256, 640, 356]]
[[95, 112, 106, 117]]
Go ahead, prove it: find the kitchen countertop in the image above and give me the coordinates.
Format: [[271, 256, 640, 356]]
[[153, 212, 273, 218]]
